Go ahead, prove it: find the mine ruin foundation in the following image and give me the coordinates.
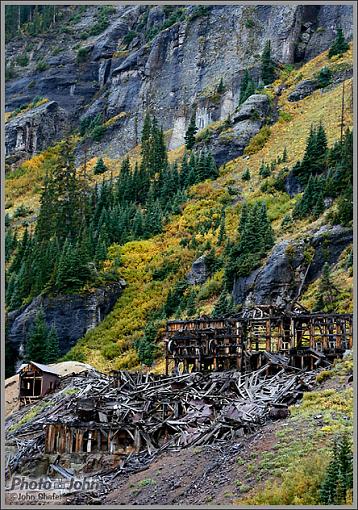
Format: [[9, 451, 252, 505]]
[[164, 306, 353, 375]]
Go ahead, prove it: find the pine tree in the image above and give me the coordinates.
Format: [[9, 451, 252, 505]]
[[320, 440, 340, 504], [320, 436, 353, 505], [312, 190, 325, 219], [186, 291, 197, 318], [136, 321, 158, 366], [328, 28, 349, 58], [317, 66, 332, 88], [261, 40, 275, 85], [241, 78, 256, 104], [44, 325, 60, 363], [258, 202, 275, 251], [217, 77, 225, 94], [185, 114, 198, 150], [239, 69, 250, 104], [141, 113, 152, 164], [93, 157, 107, 175], [314, 262, 339, 312], [296, 123, 328, 183], [212, 292, 230, 318], [242, 168, 251, 181], [282, 146, 288, 162], [259, 161, 271, 178], [25, 308, 48, 362]]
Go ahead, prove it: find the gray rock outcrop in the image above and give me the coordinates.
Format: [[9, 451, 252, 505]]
[[187, 256, 208, 285], [232, 226, 352, 308], [7, 280, 126, 356], [5, 5, 353, 164], [5, 101, 68, 166], [288, 79, 319, 102], [196, 94, 272, 166]]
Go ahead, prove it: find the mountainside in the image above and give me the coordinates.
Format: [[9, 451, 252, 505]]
[[5, 4, 353, 374], [5, 4, 353, 165]]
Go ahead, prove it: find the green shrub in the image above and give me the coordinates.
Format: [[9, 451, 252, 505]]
[[13, 205, 30, 218], [279, 111, 292, 123], [189, 5, 210, 21], [91, 124, 106, 141], [317, 67, 333, 88], [5, 65, 16, 80], [77, 47, 90, 63], [245, 19, 255, 29], [244, 125, 271, 155], [36, 60, 49, 72], [316, 370, 332, 383], [102, 343, 122, 360], [16, 54, 29, 67], [242, 168, 251, 181], [123, 30, 138, 47]]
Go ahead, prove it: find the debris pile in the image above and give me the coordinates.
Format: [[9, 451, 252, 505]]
[[5, 363, 317, 480]]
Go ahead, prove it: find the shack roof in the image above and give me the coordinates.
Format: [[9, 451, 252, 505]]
[[18, 361, 59, 377]]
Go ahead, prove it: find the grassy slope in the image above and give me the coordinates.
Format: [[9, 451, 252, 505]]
[[236, 356, 353, 505], [5, 46, 353, 371]]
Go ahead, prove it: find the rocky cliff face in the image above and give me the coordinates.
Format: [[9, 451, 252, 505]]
[[7, 280, 125, 357], [232, 226, 353, 308], [5, 101, 68, 167], [5, 4, 353, 166]]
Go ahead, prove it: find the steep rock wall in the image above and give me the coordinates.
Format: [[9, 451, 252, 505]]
[[5, 4, 353, 164], [7, 280, 126, 357]]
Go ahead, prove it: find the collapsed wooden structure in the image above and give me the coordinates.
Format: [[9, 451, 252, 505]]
[[7, 364, 316, 472], [164, 306, 353, 374]]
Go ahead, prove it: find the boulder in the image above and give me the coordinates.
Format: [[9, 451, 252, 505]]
[[233, 94, 271, 123], [187, 256, 208, 285], [288, 79, 318, 102], [7, 280, 126, 356]]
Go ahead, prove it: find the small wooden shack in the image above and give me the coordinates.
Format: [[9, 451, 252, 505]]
[[18, 361, 60, 405]]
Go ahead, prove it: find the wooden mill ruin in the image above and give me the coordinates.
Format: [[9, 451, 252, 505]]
[[164, 305, 353, 375]]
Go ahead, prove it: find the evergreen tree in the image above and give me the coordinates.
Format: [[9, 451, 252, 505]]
[[186, 291, 197, 318], [25, 308, 48, 362], [212, 292, 230, 318], [224, 201, 274, 288], [320, 436, 353, 505], [314, 262, 339, 312], [259, 161, 271, 178], [261, 40, 275, 85], [258, 202, 275, 251], [136, 321, 158, 366], [93, 157, 107, 175], [282, 146, 288, 162], [9, 228, 30, 274], [44, 325, 60, 364], [295, 123, 328, 184], [185, 114, 198, 150], [317, 66, 332, 88], [328, 28, 349, 58], [312, 190, 325, 219], [239, 70, 256, 104], [242, 168, 251, 181], [217, 77, 225, 94]]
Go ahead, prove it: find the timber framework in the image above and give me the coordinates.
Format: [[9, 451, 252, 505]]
[[164, 305, 353, 375]]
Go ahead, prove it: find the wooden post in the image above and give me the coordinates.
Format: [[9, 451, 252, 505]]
[[265, 319, 271, 351]]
